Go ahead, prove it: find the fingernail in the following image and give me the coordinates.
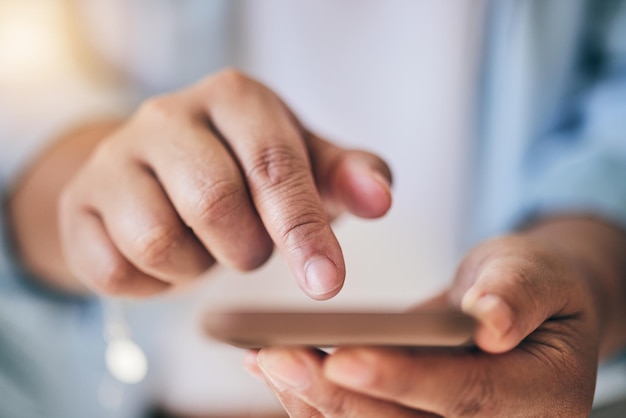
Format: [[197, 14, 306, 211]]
[[462, 293, 513, 339], [371, 171, 391, 191], [305, 256, 341, 297], [258, 351, 311, 391]]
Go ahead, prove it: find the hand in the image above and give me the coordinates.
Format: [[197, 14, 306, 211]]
[[58, 69, 392, 298], [249, 229, 605, 417]]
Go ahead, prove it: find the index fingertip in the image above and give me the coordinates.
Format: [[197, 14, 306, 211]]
[[304, 256, 344, 299]]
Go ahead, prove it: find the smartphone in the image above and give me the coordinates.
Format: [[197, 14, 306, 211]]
[[203, 310, 476, 349]]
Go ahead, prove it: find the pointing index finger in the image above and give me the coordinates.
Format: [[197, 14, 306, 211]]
[[201, 71, 345, 299]]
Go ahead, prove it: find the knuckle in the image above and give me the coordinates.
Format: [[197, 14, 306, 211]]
[[278, 209, 329, 251], [133, 225, 185, 268], [232, 242, 273, 272], [92, 258, 134, 296], [248, 144, 308, 190], [136, 95, 182, 125], [207, 68, 265, 101], [210, 68, 256, 97], [216, 68, 249, 84], [188, 179, 245, 225]]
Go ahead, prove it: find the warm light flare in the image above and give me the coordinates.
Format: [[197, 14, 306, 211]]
[[0, 0, 73, 85]]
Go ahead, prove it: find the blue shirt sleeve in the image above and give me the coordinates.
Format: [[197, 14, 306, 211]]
[[472, 0, 626, 240], [519, 1, 626, 230]]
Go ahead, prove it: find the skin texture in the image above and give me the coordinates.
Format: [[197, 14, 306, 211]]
[[251, 218, 626, 417], [7, 70, 626, 416], [8, 69, 392, 299]]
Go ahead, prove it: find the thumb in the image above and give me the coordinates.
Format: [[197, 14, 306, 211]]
[[305, 133, 393, 219], [457, 248, 570, 354]]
